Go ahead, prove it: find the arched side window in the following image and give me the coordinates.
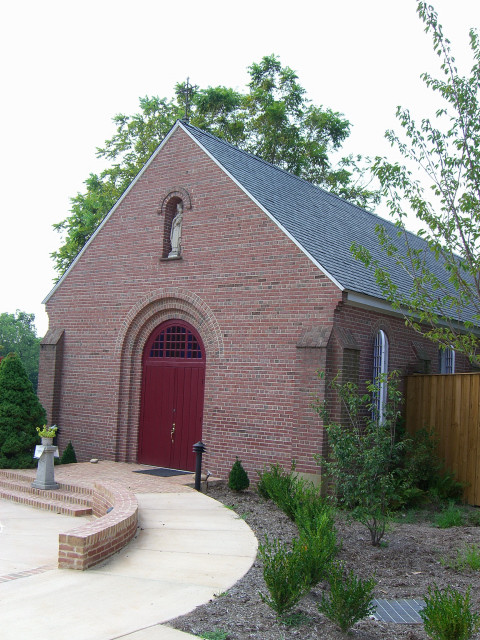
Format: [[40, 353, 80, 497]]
[[373, 329, 389, 424], [439, 347, 455, 374]]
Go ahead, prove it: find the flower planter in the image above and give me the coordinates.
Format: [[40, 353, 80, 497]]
[[41, 437, 53, 446]]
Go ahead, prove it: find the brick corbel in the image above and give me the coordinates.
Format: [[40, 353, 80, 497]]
[[296, 326, 332, 349]]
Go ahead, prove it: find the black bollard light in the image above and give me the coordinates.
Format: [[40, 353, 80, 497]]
[[192, 441, 206, 491]]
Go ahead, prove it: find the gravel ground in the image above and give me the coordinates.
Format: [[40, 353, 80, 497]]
[[169, 483, 480, 640]]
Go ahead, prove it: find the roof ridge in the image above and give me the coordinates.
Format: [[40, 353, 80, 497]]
[[180, 120, 402, 232], [181, 120, 330, 188]]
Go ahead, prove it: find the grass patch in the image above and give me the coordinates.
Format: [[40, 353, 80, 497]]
[[434, 502, 465, 528], [392, 508, 423, 524], [466, 508, 480, 527], [441, 544, 480, 571], [198, 630, 229, 640], [280, 612, 314, 626]]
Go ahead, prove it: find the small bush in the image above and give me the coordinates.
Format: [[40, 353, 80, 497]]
[[258, 535, 310, 618], [434, 502, 464, 529], [292, 482, 329, 528], [318, 562, 376, 633], [60, 441, 77, 464], [403, 428, 465, 505], [403, 428, 441, 492], [467, 509, 480, 527], [420, 584, 480, 640], [291, 488, 339, 586], [228, 457, 249, 491], [296, 518, 338, 587], [257, 463, 298, 520]]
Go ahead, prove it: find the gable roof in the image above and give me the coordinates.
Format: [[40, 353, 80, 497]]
[[180, 123, 412, 298], [181, 121, 476, 325], [44, 120, 474, 326]]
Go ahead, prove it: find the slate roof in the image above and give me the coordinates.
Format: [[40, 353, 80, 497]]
[[182, 121, 475, 325]]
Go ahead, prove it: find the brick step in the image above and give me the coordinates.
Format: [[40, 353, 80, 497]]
[[0, 471, 93, 517], [0, 486, 93, 517], [0, 477, 92, 507]]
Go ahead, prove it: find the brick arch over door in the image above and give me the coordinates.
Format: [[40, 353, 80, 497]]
[[138, 320, 206, 471], [114, 288, 223, 463]]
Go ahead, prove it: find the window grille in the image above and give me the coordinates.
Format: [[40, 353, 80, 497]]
[[149, 325, 202, 359], [373, 329, 389, 424], [439, 348, 455, 374]]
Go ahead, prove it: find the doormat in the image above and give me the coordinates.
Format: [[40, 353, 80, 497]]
[[371, 599, 425, 624], [133, 467, 192, 477]]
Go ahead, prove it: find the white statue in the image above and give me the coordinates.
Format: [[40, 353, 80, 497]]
[[168, 202, 183, 258]]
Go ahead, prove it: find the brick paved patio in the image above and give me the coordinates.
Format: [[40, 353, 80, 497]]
[[14, 461, 199, 494]]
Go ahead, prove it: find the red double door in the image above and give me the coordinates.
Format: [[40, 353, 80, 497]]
[[138, 321, 206, 471]]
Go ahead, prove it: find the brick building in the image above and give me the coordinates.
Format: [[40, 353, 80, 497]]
[[38, 121, 471, 481]]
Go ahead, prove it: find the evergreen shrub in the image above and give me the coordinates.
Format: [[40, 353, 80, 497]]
[[318, 561, 376, 632], [420, 584, 480, 640], [295, 499, 339, 587], [0, 353, 46, 468], [228, 457, 250, 491], [257, 462, 298, 520], [258, 535, 310, 618], [60, 441, 77, 464]]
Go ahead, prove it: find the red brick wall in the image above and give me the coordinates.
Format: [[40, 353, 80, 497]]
[[325, 300, 472, 425], [40, 127, 342, 480]]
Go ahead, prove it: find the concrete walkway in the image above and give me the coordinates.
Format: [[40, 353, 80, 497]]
[[0, 463, 258, 640]]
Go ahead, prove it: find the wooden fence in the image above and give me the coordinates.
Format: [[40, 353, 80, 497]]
[[405, 372, 480, 506]]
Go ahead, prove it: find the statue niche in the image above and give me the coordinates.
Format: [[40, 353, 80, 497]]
[[159, 188, 191, 260], [168, 202, 183, 258]]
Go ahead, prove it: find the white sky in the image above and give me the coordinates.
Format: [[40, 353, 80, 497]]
[[1, 0, 479, 337]]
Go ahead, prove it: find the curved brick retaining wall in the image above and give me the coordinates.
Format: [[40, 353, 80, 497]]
[[58, 482, 138, 570]]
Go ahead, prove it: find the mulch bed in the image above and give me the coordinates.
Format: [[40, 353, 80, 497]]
[[169, 483, 480, 640]]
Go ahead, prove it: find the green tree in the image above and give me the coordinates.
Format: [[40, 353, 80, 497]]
[[0, 353, 46, 468], [0, 311, 41, 390], [52, 54, 379, 277], [352, 2, 480, 361], [316, 373, 406, 546]]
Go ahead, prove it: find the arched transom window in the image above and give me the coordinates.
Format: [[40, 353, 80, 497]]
[[149, 324, 203, 360]]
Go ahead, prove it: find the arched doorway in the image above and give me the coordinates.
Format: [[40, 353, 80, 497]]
[[138, 320, 206, 470]]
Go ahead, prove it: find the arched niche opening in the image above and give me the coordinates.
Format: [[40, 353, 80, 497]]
[[162, 196, 183, 259]]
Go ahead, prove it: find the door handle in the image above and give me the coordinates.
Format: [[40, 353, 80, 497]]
[[170, 423, 176, 443]]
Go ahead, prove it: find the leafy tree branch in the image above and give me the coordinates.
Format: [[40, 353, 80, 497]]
[[52, 54, 379, 277], [352, 2, 480, 361]]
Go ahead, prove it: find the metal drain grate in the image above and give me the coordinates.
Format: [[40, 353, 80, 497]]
[[372, 599, 425, 623]]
